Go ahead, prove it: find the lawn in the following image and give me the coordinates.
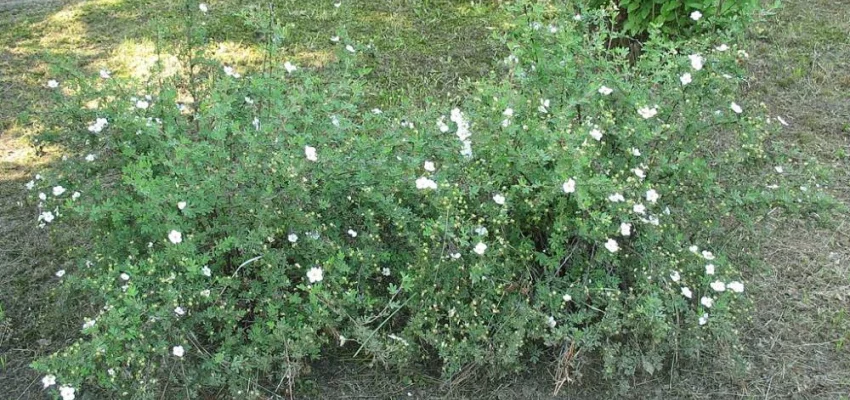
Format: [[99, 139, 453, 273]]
[[1, 0, 848, 398]]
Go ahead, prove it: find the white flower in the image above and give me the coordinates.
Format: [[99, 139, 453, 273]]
[[473, 242, 487, 255], [330, 35, 340, 42], [549, 25, 558, 33], [304, 145, 318, 161], [702, 250, 715, 260], [42, 375, 56, 388], [637, 106, 658, 119], [307, 267, 323, 283], [331, 115, 340, 127], [120, 273, 130, 281], [474, 226, 488, 236], [25, 180, 35, 190], [730, 102, 743, 114], [415, 177, 438, 190], [774, 166, 784, 173], [52, 186, 66, 196], [460, 140, 473, 158], [589, 128, 603, 141], [437, 116, 449, 133], [728, 281, 744, 293], [690, 10, 702, 21], [108, 368, 116, 377], [699, 313, 708, 325], [222, 66, 240, 78], [700, 296, 714, 308], [715, 44, 729, 52], [670, 270, 681, 282], [99, 69, 111, 79], [252, 117, 260, 130], [39, 192, 47, 201], [562, 293, 572, 302], [307, 231, 320, 240], [681, 287, 693, 299], [573, 14, 582, 21], [177, 201, 187, 210], [688, 54, 704, 71], [633, 204, 646, 214], [200, 289, 211, 297], [547, 316, 557, 328], [633, 167, 646, 179], [201, 266, 211, 277], [85, 154, 96, 162], [334, 2, 341, 7], [87, 117, 108, 133], [646, 189, 659, 204], [345, 44, 356, 53], [598, 86, 613, 95], [244, 97, 254, 105], [82, 318, 96, 329], [608, 193, 625, 202], [174, 307, 186, 316], [59, 385, 76, 400], [631, 148, 642, 156], [777, 116, 789, 126], [288, 233, 298, 243], [620, 223, 632, 237], [502, 108, 514, 117], [423, 161, 436, 172], [705, 264, 715, 275], [40, 211, 55, 223], [135, 100, 149, 109], [347, 229, 357, 238], [538, 99, 550, 113], [71, 191, 80, 200], [168, 230, 182, 244], [283, 61, 297, 74], [710, 281, 726, 292], [493, 194, 506, 205], [198, 3, 208, 13], [47, 80, 59, 88], [172, 345, 185, 357], [381, 267, 391, 276], [689, 245, 699, 254], [680, 72, 692, 86], [604, 238, 619, 253], [562, 178, 576, 194]]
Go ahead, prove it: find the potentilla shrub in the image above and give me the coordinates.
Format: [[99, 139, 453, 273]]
[[583, 0, 758, 38], [28, 2, 795, 398]]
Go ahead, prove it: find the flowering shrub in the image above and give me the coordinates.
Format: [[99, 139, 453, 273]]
[[27, 2, 815, 398], [584, 0, 758, 37]]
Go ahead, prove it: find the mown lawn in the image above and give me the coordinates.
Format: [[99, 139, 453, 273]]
[[1, 0, 847, 398]]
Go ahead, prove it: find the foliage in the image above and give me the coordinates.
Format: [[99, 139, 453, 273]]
[[584, 0, 759, 38], [24, 1, 831, 398]]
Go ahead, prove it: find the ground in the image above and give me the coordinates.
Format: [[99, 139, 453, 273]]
[[0, 0, 848, 398]]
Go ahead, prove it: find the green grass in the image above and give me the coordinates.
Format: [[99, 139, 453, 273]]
[[1, 0, 848, 398]]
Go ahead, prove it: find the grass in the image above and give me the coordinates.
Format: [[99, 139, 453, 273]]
[[1, 0, 848, 398]]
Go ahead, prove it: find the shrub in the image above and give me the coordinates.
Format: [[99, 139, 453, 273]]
[[27, 1, 817, 398], [584, 0, 758, 38]]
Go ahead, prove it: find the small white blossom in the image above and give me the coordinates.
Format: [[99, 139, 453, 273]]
[[637, 106, 658, 119], [700, 296, 714, 308], [47, 80, 59, 88], [174, 306, 185, 316], [39, 192, 47, 201], [25, 180, 35, 190], [199, 3, 208, 12], [562, 178, 576, 194], [99, 69, 111, 79], [474, 226, 488, 236], [690, 11, 702, 21], [608, 193, 625, 202], [381, 267, 391, 276], [777, 116, 789, 126], [42, 375, 56, 388], [307, 267, 323, 283], [730, 102, 743, 114], [573, 14, 582, 21], [604, 238, 619, 253], [598, 86, 613, 95], [176, 201, 187, 211], [689, 245, 699, 254], [330, 35, 340, 42], [201, 266, 211, 277], [345, 44, 356, 53], [108, 368, 116, 377], [670, 270, 680, 282], [52, 186, 66, 196], [347, 229, 357, 238], [727, 281, 744, 293], [631, 148, 642, 156], [680, 72, 692, 86], [284, 61, 297, 74], [304, 145, 318, 162], [646, 189, 659, 203], [620, 223, 632, 237], [681, 287, 693, 298], [56, 270, 66, 279], [415, 177, 438, 190], [82, 318, 96, 330], [547, 316, 557, 328], [473, 242, 487, 255], [502, 108, 514, 117], [120, 273, 130, 281], [702, 250, 715, 260], [85, 154, 96, 162], [168, 230, 182, 244], [710, 281, 726, 292], [172, 345, 185, 357], [715, 44, 729, 52], [135, 100, 149, 109], [424, 161, 435, 172], [705, 264, 716, 275], [59, 385, 76, 400], [437, 116, 449, 133], [288, 233, 298, 243], [493, 194, 506, 205], [774, 166, 784, 173], [562, 293, 572, 302], [200, 289, 211, 297], [633, 204, 646, 215], [71, 192, 80, 200], [632, 168, 646, 179], [699, 313, 708, 325], [40, 211, 55, 223], [538, 99, 550, 114], [589, 128, 603, 141], [688, 54, 704, 71]]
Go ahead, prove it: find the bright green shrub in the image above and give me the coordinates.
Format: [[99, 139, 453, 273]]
[[27, 1, 814, 398], [584, 0, 759, 37]]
